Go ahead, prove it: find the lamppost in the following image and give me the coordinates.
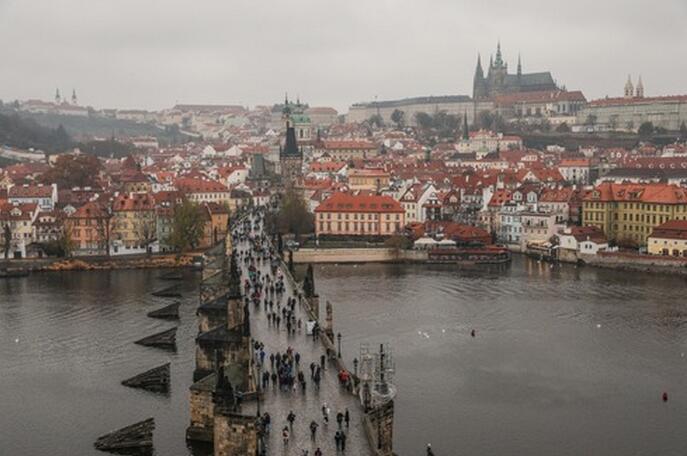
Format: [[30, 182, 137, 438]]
[[353, 357, 359, 378], [337, 332, 342, 358]]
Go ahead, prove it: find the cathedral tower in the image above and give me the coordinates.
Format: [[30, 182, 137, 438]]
[[624, 75, 634, 99]]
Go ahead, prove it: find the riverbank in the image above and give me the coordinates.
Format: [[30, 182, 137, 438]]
[[579, 251, 687, 276], [292, 247, 426, 264], [1, 252, 200, 273]]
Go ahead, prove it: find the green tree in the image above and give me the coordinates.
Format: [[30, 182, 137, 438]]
[[39, 153, 102, 189], [556, 122, 571, 133], [584, 114, 597, 127], [276, 188, 314, 241], [414, 112, 433, 130], [368, 114, 384, 129], [638, 121, 655, 139], [2, 224, 11, 260], [680, 122, 687, 139], [390, 109, 405, 128], [384, 234, 411, 261], [168, 201, 205, 252]]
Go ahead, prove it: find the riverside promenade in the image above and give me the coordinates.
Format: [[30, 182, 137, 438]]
[[235, 214, 374, 455]]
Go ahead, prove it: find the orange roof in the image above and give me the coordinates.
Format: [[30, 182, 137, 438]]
[[650, 220, 687, 240], [589, 94, 687, 107], [112, 193, 155, 212], [314, 192, 403, 214], [585, 182, 687, 204], [323, 140, 376, 150], [175, 177, 229, 194]]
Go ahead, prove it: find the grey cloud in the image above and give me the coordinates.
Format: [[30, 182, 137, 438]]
[[0, 0, 685, 112]]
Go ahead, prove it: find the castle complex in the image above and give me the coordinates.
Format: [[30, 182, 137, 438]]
[[472, 42, 558, 100]]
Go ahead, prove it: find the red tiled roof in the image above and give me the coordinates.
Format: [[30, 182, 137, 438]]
[[588, 95, 687, 107], [650, 220, 687, 240], [112, 193, 155, 212], [8, 184, 54, 198], [175, 177, 229, 194], [585, 182, 687, 204]]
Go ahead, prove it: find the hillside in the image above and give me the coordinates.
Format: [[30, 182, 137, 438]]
[[0, 112, 72, 153], [0, 108, 190, 145]]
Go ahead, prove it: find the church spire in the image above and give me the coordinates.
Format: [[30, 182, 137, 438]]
[[624, 75, 634, 99], [636, 75, 644, 98], [462, 112, 470, 140], [494, 40, 503, 67], [475, 54, 484, 78], [55, 88, 61, 104], [71, 88, 77, 105], [517, 54, 522, 76]]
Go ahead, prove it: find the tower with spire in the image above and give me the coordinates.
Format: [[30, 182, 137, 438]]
[[635, 76, 644, 98], [472, 41, 557, 100], [55, 88, 61, 104], [624, 75, 635, 99], [71, 89, 78, 105]]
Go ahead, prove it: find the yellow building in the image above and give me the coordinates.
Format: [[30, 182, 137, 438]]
[[111, 193, 157, 253], [583, 182, 687, 246], [647, 220, 687, 256]]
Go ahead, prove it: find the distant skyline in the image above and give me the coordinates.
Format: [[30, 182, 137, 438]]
[[0, 0, 685, 113]]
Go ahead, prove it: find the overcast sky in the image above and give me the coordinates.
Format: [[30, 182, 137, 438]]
[[0, 0, 685, 112]]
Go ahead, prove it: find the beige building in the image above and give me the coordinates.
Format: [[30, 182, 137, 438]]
[[348, 168, 390, 191], [347, 95, 494, 126], [314, 192, 404, 237], [577, 79, 687, 132], [647, 220, 687, 256]]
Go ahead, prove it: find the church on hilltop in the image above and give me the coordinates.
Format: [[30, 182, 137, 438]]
[[473, 42, 559, 100]]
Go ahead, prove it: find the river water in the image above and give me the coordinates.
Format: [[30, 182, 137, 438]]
[[1, 258, 687, 455]]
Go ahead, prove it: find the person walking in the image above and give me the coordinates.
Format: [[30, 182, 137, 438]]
[[340, 431, 347, 452], [287, 411, 296, 430], [334, 430, 341, 451], [314, 448, 322, 456], [336, 411, 344, 429], [322, 403, 329, 424], [426, 443, 435, 455], [309, 420, 318, 440], [282, 426, 290, 445], [344, 408, 350, 428]]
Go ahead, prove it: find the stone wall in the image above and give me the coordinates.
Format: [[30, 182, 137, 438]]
[[187, 389, 214, 442], [581, 251, 687, 275], [213, 411, 259, 456], [363, 400, 395, 456], [293, 248, 427, 264]]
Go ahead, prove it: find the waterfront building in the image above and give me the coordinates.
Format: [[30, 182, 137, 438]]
[[0, 202, 40, 259], [66, 201, 111, 256], [582, 182, 687, 246], [110, 193, 157, 254], [521, 210, 564, 250], [314, 192, 404, 238], [556, 225, 609, 261], [497, 202, 525, 246], [647, 220, 687, 256]]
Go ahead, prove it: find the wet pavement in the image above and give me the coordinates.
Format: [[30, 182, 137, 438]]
[[236, 217, 371, 456]]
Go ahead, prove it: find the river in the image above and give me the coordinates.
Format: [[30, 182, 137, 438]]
[[1, 258, 686, 455]]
